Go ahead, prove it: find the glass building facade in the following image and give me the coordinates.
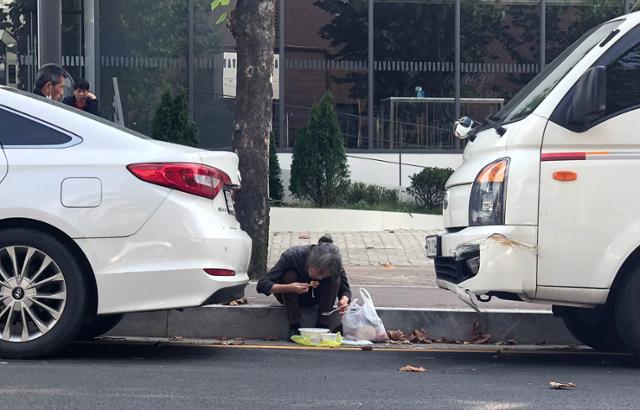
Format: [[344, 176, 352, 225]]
[[0, 0, 633, 152]]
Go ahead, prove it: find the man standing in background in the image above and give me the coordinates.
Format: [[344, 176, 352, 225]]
[[32, 63, 67, 101]]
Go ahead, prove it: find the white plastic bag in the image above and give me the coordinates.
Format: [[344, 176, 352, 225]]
[[342, 288, 387, 342]]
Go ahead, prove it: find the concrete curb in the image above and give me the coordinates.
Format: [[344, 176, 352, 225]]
[[108, 305, 578, 345]]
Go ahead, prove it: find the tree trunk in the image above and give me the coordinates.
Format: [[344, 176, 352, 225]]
[[230, 0, 275, 279]]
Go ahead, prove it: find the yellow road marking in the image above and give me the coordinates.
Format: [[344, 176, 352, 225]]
[[196, 343, 630, 356]]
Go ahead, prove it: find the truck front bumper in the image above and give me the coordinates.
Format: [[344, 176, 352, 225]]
[[428, 225, 538, 311]]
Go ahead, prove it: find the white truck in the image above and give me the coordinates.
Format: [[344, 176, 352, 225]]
[[427, 11, 640, 355]]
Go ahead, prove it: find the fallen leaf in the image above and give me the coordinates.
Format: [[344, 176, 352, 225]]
[[400, 365, 426, 373], [549, 381, 576, 390], [409, 329, 429, 344], [168, 336, 184, 342], [299, 234, 310, 240], [505, 339, 518, 346], [473, 335, 492, 345], [388, 330, 407, 342], [382, 262, 394, 269], [469, 320, 491, 344], [360, 345, 374, 351], [228, 300, 239, 306], [264, 335, 279, 341]]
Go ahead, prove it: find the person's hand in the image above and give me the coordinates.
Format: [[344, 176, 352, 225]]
[[338, 296, 350, 316], [87, 92, 97, 101], [289, 283, 310, 295]]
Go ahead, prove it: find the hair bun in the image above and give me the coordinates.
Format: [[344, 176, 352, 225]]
[[318, 234, 333, 244]]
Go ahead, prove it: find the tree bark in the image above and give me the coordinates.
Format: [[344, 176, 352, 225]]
[[230, 0, 275, 279]]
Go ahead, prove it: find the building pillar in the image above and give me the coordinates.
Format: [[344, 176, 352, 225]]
[[540, 0, 546, 71], [454, 0, 461, 121], [367, 0, 374, 150], [37, 0, 62, 66], [188, 0, 194, 120], [278, 0, 286, 149], [83, 0, 100, 95]]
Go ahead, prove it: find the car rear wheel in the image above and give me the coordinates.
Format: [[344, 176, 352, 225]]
[[0, 229, 89, 359], [556, 306, 626, 352], [76, 314, 125, 340]]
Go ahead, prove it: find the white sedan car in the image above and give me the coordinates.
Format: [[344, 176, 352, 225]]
[[0, 86, 252, 359]]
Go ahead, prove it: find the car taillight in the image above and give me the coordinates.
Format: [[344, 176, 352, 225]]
[[204, 269, 236, 277], [127, 163, 231, 199]]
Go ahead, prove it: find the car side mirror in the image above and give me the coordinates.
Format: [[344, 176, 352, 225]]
[[567, 66, 606, 127], [453, 116, 478, 140]]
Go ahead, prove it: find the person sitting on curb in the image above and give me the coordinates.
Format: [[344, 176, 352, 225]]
[[257, 235, 352, 340], [63, 79, 101, 116]]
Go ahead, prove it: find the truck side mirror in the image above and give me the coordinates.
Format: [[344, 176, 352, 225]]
[[453, 116, 478, 140], [567, 66, 606, 127]]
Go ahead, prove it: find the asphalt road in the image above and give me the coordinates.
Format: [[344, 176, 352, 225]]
[[0, 342, 638, 410]]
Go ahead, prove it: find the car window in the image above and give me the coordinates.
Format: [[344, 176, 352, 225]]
[[605, 42, 640, 116], [0, 108, 72, 146], [0, 86, 151, 141]]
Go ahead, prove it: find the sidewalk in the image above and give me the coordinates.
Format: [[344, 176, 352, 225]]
[[265, 230, 548, 311], [269, 230, 432, 267]]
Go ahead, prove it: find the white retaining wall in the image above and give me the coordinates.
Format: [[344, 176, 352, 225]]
[[270, 207, 443, 232]]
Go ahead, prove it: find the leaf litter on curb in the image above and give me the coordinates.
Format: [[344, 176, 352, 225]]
[[400, 365, 426, 373], [469, 320, 492, 344], [549, 381, 576, 390]]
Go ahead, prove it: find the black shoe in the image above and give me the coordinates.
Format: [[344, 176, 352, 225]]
[[288, 324, 300, 341], [331, 324, 343, 334]]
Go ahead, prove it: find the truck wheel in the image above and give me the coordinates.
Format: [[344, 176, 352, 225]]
[[75, 314, 124, 340], [557, 306, 626, 352], [0, 229, 89, 359], [615, 268, 640, 357]]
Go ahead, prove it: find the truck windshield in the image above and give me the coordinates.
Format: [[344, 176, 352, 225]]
[[492, 19, 625, 125]]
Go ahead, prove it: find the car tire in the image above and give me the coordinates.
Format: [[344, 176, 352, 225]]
[[75, 314, 125, 340], [615, 269, 640, 358], [0, 229, 89, 359], [558, 306, 627, 352]]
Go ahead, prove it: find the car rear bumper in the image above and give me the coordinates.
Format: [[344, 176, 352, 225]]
[[77, 190, 252, 314]]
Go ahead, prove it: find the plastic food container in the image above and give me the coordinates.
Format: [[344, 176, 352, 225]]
[[299, 328, 330, 344], [321, 333, 338, 343]]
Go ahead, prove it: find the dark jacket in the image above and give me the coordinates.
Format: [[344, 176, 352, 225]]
[[257, 245, 352, 301], [32, 88, 46, 98], [62, 96, 101, 116]]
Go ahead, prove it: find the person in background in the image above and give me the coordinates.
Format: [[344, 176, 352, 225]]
[[32, 63, 68, 101], [257, 235, 352, 340], [63, 79, 101, 116]]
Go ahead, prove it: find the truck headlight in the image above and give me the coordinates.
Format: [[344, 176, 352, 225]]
[[469, 158, 509, 226]]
